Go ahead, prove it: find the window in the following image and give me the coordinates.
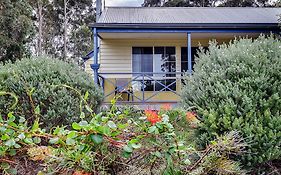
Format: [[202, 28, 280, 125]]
[[132, 47, 153, 73], [132, 47, 176, 91], [181, 47, 208, 72]]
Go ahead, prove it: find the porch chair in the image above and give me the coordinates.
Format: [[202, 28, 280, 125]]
[[114, 78, 134, 101]]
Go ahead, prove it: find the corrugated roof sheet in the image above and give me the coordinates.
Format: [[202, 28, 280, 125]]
[[98, 7, 281, 24]]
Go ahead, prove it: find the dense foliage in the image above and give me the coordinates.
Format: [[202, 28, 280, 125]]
[[0, 0, 95, 63], [182, 35, 281, 166], [0, 0, 35, 62], [0, 57, 103, 128], [0, 98, 247, 175]]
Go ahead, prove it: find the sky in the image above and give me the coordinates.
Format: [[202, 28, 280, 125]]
[[105, 0, 143, 7], [104, 0, 278, 7]]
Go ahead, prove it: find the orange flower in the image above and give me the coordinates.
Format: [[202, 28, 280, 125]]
[[186, 111, 197, 122], [161, 103, 172, 111], [145, 110, 161, 125], [186, 111, 199, 128]]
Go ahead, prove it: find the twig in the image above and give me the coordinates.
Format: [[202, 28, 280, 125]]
[[187, 145, 212, 171], [126, 149, 151, 164], [0, 158, 16, 164]]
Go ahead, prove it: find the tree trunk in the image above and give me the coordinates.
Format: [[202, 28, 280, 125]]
[[63, 0, 67, 60], [37, 0, 43, 56]]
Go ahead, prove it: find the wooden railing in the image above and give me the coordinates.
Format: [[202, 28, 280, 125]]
[[98, 72, 185, 104]]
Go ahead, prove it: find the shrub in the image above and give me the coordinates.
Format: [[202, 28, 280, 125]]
[[0, 57, 103, 128], [0, 101, 246, 175], [181, 35, 281, 166]]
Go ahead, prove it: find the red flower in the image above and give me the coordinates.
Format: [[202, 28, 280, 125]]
[[161, 103, 172, 111], [145, 110, 161, 125]]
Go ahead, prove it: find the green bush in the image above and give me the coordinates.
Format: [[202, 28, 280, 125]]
[[0, 57, 103, 128], [182, 35, 281, 166], [0, 100, 246, 175]]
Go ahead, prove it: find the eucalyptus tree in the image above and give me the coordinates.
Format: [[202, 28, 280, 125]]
[[29, 0, 52, 56], [0, 0, 35, 62], [49, 0, 95, 62]]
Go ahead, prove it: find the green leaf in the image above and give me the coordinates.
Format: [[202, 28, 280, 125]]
[[19, 117, 26, 123], [53, 127, 60, 135], [184, 158, 191, 165], [8, 115, 15, 122], [155, 151, 162, 158], [1, 134, 10, 141], [7, 112, 14, 118], [49, 137, 59, 144], [90, 134, 103, 144], [29, 88, 35, 95], [7, 121, 17, 127], [129, 139, 139, 144], [79, 121, 88, 127], [108, 121, 117, 129], [131, 143, 142, 149], [7, 168, 17, 175], [85, 105, 93, 113], [72, 122, 82, 130], [122, 151, 132, 158], [118, 123, 128, 129], [0, 162, 10, 169], [66, 138, 75, 145], [80, 112, 85, 119], [34, 105, 40, 115], [84, 91, 89, 101], [14, 144, 21, 149], [33, 137, 41, 144], [9, 149, 17, 156], [18, 133, 25, 140], [97, 126, 111, 136], [148, 126, 156, 133], [31, 119, 39, 132], [123, 145, 133, 153], [5, 139, 16, 147], [67, 131, 77, 139], [23, 138, 33, 144], [0, 126, 6, 132], [102, 116, 109, 122]]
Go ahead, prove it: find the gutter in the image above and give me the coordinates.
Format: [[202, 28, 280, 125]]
[[90, 23, 279, 29]]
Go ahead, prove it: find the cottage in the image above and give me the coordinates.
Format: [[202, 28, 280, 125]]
[[84, 1, 281, 104]]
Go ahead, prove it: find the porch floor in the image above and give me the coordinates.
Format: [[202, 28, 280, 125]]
[[101, 102, 179, 110]]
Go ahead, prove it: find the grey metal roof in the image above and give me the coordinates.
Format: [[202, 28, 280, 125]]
[[97, 7, 281, 25]]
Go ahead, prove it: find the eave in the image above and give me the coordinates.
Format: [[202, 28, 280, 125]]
[[91, 23, 279, 29]]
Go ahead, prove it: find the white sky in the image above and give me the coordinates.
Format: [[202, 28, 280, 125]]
[[105, 0, 143, 7], [104, 0, 278, 7]]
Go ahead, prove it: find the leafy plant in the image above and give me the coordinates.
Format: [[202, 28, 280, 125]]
[[121, 107, 246, 175], [0, 57, 103, 128], [0, 97, 246, 175], [182, 35, 281, 166]]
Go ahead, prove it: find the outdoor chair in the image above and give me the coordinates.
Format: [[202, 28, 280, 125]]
[[114, 78, 134, 101]]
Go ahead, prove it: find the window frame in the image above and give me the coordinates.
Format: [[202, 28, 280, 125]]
[[131, 46, 177, 92], [181, 46, 209, 73]]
